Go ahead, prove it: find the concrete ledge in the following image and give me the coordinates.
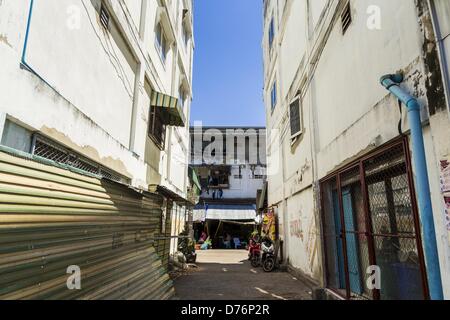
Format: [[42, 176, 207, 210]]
[[312, 288, 346, 300], [286, 265, 319, 290], [285, 265, 344, 300]]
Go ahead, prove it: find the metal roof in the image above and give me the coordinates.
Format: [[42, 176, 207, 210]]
[[193, 204, 257, 222]]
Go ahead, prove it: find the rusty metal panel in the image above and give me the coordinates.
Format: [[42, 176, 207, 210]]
[[0, 151, 174, 300]]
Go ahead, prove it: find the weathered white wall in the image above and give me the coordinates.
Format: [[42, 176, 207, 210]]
[[286, 188, 319, 279], [25, 0, 136, 147], [309, 0, 328, 31], [263, 0, 450, 295], [123, 0, 142, 30], [0, 0, 194, 201]]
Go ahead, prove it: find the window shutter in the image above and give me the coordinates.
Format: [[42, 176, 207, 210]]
[[341, 2, 352, 34], [289, 96, 302, 138]]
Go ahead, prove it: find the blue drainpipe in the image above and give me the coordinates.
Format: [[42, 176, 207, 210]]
[[21, 0, 54, 89], [380, 74, 443, 300], [22, 0, 35, 70]]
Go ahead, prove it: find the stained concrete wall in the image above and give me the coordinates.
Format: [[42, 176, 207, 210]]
[[0, 0, 194, 200]]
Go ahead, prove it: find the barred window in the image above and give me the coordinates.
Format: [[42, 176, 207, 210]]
[[32, 136, 129, 184]]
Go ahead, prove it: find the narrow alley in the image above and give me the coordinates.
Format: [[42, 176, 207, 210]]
[[1, 0, 450, 307], [174, 250, 313, 300]]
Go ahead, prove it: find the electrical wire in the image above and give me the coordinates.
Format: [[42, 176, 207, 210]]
[[80, 0, 134, 98]]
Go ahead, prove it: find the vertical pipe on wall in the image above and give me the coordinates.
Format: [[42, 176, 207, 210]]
[[21, 0, 34, 64], [380, 74, 444, 300]]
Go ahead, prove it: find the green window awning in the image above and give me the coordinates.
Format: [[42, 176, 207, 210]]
[[151, 91, 186, 127], [189, 167, 202, 192]]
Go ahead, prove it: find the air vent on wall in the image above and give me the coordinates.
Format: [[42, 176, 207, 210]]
[[341, 2, 352, 34], [100, 5, 110, 30], [289, 96, 303, 139]]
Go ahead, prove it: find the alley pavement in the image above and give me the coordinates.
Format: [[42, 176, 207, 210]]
[[173, 250, 313, 300]]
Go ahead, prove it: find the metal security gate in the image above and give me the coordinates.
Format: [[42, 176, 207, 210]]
[[0, 149, 175, 300], [320, 138, 429, 300]]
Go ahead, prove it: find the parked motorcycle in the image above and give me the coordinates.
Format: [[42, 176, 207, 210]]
[[178, 229, 197, 264], [248, 236, 261, 267], [260, 237, 275, 272]]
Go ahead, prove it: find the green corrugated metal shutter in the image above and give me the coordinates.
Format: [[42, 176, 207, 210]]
[[0, 151, 174, 300]]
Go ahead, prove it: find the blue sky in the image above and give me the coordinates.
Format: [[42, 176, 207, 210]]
[[190, 0, 265, 127]]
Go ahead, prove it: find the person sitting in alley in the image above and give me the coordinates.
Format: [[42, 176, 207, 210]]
[[224, 233, 232, 249], [233, 237, 241, 249], [198, 231, 207, 244]]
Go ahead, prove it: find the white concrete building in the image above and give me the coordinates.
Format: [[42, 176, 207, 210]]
[[263, 0, 450, 300], [0, 0, 194, 210], [189, 126, 267, 248], [190, 126, 267, 201], [0, 0, 196, 277]]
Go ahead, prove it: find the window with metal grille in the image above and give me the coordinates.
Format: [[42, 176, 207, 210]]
[[32, 136, 129, 184], [34, 138, 70, 164], [289, 95, 303, 139], [148, 106, 166, 150], [100, 4, 110, 30], [320, 139, 428, 300], [341, 2, 352, 34]]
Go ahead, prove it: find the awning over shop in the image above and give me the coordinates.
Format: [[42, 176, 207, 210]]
[[149, 184, 194, 206], [151, 91, 185, 127], [193, 204, 257, 222]]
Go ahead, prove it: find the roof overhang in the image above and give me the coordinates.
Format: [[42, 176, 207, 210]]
[[149, 184, 194, 206]]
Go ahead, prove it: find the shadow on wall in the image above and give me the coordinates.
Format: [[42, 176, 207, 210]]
[[145, 135, 163, 186]]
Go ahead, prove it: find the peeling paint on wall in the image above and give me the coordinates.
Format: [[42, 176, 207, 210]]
[[0, 34, 12, 48], [290, 218, 304, 240], [439, 157, 450, 242], [416, 0, 447, 115], [40, 126, 132, 178], [305, 214, 318, 275]]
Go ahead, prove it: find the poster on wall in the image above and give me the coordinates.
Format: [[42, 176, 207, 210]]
[[444, 196, 450, 231], [440, 159, 450, 193], [262, 209, 276, 241], [439, 158, 450, 245]]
